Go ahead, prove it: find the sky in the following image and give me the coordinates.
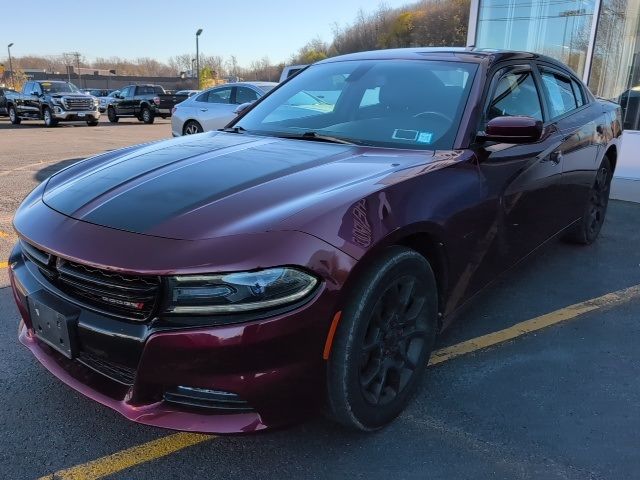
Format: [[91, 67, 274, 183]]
[[2, 0, 412, 66]]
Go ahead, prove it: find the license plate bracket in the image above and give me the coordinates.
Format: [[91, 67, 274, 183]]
[[28, 293, 79, 359]]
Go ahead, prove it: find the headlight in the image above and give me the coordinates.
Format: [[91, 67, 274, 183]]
[[51, 98, 63, 106], [166, 267, 318, 314]]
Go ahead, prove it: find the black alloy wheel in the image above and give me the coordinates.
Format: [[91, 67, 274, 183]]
[[327, 246, 438, 431], [107, 107, 119, 123], [564, 156, 612, 245]]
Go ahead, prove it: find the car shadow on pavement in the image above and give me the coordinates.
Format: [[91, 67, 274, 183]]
[[34, 157, 87, 182]]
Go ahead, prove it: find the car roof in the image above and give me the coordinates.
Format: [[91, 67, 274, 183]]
[[316, 47, 570, 70]]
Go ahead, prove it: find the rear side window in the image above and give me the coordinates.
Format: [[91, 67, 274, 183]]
[[235, 87, 259, 104], [571, 79, 585, 107], [487, 70, 543, 122], [541, 72, 578, 118]]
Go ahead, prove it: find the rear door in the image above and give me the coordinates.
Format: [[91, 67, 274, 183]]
[[196, 86, 235, 131], [537, 65, 601, 224], [474, 63, 565, 269]]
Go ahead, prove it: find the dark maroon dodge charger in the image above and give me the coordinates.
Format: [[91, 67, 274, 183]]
[[9, 48, 621, 433]]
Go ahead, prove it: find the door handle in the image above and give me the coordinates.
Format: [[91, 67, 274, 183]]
[[549, 151, 562, 165], [199, 109, 208, 112]]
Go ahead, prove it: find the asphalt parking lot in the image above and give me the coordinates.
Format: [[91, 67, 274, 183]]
[[1, 115, 639, 480]]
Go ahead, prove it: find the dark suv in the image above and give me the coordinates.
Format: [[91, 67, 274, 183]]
[[7, 80, 100, 127]]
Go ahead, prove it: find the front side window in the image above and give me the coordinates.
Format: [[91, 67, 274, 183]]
[[234, 59, 478, 150], [541, 71, 578, 119], [487, 70, 543, 122]]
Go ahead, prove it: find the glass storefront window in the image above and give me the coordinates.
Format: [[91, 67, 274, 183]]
[[588, 0, 640, 130], [476, 0, 597, 78]]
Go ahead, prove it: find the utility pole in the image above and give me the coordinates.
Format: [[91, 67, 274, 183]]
[[65, 51, 82, 87], [196, 29, 203, 89], [7, 43, 14, 89]]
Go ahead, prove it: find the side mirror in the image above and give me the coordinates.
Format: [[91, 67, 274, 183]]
[[477, 116, 543, 144], [31, 91, 40, 97], [233, 102, 253, 115]]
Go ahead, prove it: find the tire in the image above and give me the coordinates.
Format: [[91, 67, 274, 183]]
[[183, 120, 203, 135], [141, 107, 155, 124], [107, 107, 119, 123], [86, 120, 99, 126], [8, 105, 21, 125], [563, 156, 612, 245], [43, 108, 58, 127], [326, 246, 439, 431]]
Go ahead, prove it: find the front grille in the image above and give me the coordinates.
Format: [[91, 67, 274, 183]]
[[77, 351, 137, 385], [62, 96, 93, 111], [21, 240, 161, 321], [164, 387, 254, 413]]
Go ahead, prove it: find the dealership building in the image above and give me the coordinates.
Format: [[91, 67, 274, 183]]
[[467, 0, 640, 201]]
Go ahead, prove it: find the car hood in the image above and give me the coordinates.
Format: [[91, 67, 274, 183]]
[[42, 132, 436, 241]]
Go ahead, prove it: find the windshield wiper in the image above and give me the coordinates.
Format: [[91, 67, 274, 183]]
[[278, 131, 357, 145], [220, 125, 247, 134]]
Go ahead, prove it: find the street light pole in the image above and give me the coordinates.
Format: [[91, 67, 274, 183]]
[[196, 29, 203, 89], [7, 43, 14, 89]]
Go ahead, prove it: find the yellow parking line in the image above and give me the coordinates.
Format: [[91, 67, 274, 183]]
[[0, 230, 10, 239], [0, 261, 8, 269], [37, 283, 640, 480], [37, 433, 212, 480], [429, 284, 640, 365]]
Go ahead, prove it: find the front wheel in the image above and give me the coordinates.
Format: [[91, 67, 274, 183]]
[[107, 107, 119, 123], [8, 105, 21, 125], [141, 107, 154, 124], [563, 156, 612, 245], [326, 246, 438, 431], [43, 108, 58, 127]]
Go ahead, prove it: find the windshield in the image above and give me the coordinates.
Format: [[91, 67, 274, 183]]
[[235, 59, 477, 150], [39, 82, 80, 94]]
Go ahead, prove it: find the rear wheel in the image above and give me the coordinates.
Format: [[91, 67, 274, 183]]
[[107, 107, 119, 123], [183, 120, 203, 135], [8, 105, 20, 125], [326, 246, 438, 431], [563, 156, 612, 245], [43, 108, 58, 127], [141, 107, 154, 124]]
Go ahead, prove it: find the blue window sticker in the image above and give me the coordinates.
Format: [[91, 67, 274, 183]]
[[417, 132, 434, 144]]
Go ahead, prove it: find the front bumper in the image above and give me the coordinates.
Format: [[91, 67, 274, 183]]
[[52, 107, 100, 121], [9, 207, 354, 433]]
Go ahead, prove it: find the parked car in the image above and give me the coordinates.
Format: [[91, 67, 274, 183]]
[[98, 90, 120, 113], [82, 88, 114, 98], [6, 80, 100, 127], [175, 89, 200, 97], [279, 64, 307, 82], [107, 84, 188, 124], [10, 48, 620, 435], [171, 82, 276, 136], [0, 87, 19, 116]]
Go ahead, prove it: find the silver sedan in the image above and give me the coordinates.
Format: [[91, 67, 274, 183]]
[[171, 82, 277, 136]]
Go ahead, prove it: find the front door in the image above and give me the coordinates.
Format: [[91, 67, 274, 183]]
[[473, 64, 565, 275]]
